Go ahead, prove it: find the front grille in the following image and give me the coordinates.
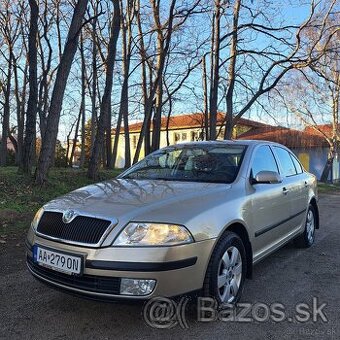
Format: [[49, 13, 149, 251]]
[[27, 256, 121, 295], [37, 211, 111, 245]]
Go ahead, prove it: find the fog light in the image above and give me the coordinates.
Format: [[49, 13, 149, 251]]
[[120, 278, 156, 296]]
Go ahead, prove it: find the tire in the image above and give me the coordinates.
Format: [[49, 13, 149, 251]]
[[202, 231, 247, 304], [294, 204, 316, 248]]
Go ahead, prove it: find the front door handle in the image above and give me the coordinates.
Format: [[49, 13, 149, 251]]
[[283, 187, 289, 195]]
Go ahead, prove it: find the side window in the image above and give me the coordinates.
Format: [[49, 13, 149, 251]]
[[273, 147, 297, 177], [290, 153, 303, 174], [251, 146, 279, 177]]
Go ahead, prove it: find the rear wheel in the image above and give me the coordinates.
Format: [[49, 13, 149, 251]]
[[295, 204, 316, 248], [203, 231, 246, 304]]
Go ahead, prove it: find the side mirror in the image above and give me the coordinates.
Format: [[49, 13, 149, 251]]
[[251, 171, 282, 184]]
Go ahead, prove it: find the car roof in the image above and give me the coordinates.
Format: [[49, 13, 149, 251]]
[[174, 140, 281, 147]]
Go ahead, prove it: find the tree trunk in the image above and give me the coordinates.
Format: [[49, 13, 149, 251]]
[[90, 2, 98, 155], [70, 107, 82, 166], [150, 8, 164, 152], [21, 0, 39, 174], [321, 88, 339, 183], [202, 55, 209, 140], [13, 58, 27, 166], [134, 0, 176, 160], [209, 0, 221, 140], [88, 0, 121, 179], [123, 0, 132, 168], [151, 80, 163, 151], [320, 145, 335, 182], [0, 53, 12, 166], [35, 0, 89, 184], [37, 0, 51, 145], [112, 6, 132, 169], [65, 135, 71, 167], [224, 0, 241, 140], [123, 93, 131, 168], [133, 0, 148, 163], [106, 98, 112, 168], [112, 107, 123, 168], [79, 33, 86, 168], [165, 82, 173, 146], [133, 98, 153, 164]]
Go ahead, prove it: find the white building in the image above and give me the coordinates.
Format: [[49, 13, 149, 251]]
[[113, 112, 267, 168]]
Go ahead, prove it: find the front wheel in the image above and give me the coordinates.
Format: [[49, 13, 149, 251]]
[[294, 204, 316, 248], [203, 231, 247, 304]]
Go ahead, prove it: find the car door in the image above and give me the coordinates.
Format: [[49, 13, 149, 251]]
[[272, 146, 307, 231], [248, 145, 292, 261]]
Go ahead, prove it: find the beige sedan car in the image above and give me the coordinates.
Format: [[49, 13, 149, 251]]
[[26, 140, 319, 303]]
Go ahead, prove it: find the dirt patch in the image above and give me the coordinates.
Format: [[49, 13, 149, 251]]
[[0, 231, 27, 276], [0, 209, 33, 229], [0, 210, 31, 276], [0, 208, 29, 234]]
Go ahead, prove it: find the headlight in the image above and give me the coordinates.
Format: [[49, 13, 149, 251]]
[[31, 208, 44, 231], [113, 222, 194, 246]]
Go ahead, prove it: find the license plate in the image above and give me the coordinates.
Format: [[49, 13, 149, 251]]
[[33, 245, 82, 275]]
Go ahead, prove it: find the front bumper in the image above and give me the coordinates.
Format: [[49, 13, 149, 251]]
[[26, 233, 216, 300]]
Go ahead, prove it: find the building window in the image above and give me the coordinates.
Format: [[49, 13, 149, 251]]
[[174, 133, 180, 143], [132, 135, 137, 149], [173, 132, 191, 143], [191, 131, 197, 141], [191, 131, 203, 141]]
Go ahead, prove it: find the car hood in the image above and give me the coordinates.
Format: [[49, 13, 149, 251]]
[[43, 178, 231, 225]]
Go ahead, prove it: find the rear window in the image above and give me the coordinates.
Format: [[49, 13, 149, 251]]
[[290, 153, 303, 174], [273, 147, 297, 177]]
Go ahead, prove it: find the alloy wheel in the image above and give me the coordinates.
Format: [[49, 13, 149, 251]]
[[217, 246, 242, 303], [306, 209, 315, 243]]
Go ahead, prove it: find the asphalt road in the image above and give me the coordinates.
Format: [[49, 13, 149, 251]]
[[1, 193, 340, 340]]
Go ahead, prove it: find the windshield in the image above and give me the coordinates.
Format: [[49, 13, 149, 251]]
[[120, 144, 247, 184]]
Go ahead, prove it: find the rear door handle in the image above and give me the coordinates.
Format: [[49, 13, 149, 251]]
[[283, 187, 289, 195], [304, 181, 308, 187]]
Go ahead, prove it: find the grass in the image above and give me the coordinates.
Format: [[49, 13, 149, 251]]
[[1, 166, 338, 236], [318, 181, 340, 194], [0, 167, 123, 234]]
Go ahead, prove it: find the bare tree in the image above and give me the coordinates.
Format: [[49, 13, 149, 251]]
[[21, 0, 39, 174], [208, 0, 222, 140], [280, 22, 340, 182], [134, 0, 149, 158], [202, 54, 209, 140], [88, 0, 121, 179], [89, 0, 99, 154], [221, 0, 339, 139], [37, 0, 57, 141], [133, 0, 202, 163], [35, 0, 89, 184], [112, 0, 134, 168], [12, 3, 29, 166], [223, 0, 241, 139], [79, 31, 87, 168], [0, 1, 20, 166]]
